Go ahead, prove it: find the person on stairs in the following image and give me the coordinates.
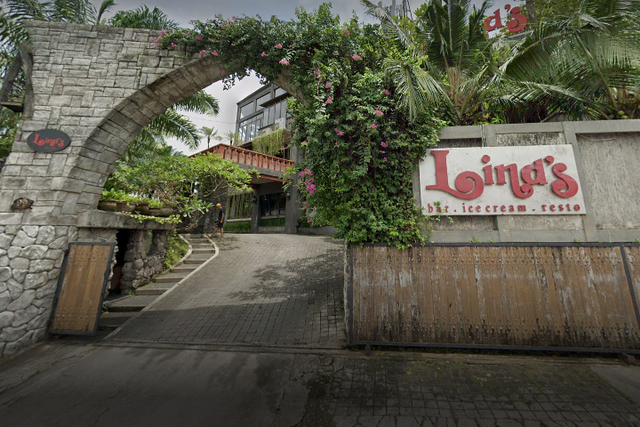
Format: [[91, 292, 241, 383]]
[[208, 203, 226, 238]]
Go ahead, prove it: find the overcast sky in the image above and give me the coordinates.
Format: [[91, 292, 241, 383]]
[[104, 0, 514, 154]]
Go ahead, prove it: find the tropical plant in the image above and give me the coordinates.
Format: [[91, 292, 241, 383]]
[[225, 130, 240, 145], [499, 0, 640, 120], [251, 128, 286, 156], [158, 4, 446, 246], [108, 152, 252, 230], [108, 4, 179, 30], [199, 126, 222, 149]]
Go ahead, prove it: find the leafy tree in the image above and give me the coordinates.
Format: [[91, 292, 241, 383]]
[[160, 4, 445, 246], [109, 152, 252, 229]]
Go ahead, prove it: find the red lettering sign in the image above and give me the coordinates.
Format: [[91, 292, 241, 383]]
[[483, 4, 528, 34], [26, 129, 71, 153]]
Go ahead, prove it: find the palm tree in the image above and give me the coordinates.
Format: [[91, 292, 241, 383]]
[[225, 131, 240, 146], [199, 126, 222, 149], [108, 5, 179, 30], [501, 0, 640, 120], [361, 0, 498, 124]]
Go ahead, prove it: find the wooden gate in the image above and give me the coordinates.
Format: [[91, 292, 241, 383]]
[[347, 243, 640, 350], [51, 242, 115, 335]]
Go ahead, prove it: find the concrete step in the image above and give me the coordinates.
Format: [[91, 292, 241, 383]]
[[135, 287, 167, 296], [171, 266, 197, 273], [189, 252, 215, 261], [98, 311, 135, 330], [183, 259, 206, 265], [154, 272, 189, 283], [104, 295, 158, 312]]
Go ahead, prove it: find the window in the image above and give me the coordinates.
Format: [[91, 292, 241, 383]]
[[238, 113, 263, 143], [275, 87, 287, 97], [240, 102, 254, 119], [227, 193, 252, 219], [256, 93, 272, 107], [259, 193, 286, 217]]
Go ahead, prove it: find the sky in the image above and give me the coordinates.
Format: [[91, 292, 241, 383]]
[[103, 0, 515, 154]]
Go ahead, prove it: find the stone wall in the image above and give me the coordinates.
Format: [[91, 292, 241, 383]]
[[420, 120, 640, 243], [120, 230, 169, 290], [0, 21, 227, 358]]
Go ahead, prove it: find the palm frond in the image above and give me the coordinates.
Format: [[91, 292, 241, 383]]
[[147, 109, 200, 150], [173, 90, 219, 115]]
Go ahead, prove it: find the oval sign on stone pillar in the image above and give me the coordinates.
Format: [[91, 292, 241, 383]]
[[26, 129, 72, 153]]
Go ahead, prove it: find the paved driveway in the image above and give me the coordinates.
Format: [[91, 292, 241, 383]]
[[108, 234, 346, 348]]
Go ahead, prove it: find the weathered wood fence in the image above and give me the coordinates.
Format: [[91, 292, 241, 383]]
[[346, 244, 640, 350]]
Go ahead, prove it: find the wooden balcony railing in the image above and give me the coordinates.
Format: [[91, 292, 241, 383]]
[[205, 144, 294, 175]]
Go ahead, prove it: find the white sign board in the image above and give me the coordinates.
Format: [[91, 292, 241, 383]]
[[419, 145, 586, 216]]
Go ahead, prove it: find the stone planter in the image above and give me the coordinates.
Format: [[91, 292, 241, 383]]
[[97, 200, 117, 211], [115, 202, 136, 213]]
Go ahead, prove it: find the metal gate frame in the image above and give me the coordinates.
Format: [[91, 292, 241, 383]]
[[347, 242, 640, 354]]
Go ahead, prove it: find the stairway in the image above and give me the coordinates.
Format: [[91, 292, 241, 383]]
[[99, 234, 215, 331]]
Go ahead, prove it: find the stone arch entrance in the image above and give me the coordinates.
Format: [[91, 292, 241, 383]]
[[0, 21, 297, 357]]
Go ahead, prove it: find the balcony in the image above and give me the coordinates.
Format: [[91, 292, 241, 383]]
[[202, 144, 294, 182]]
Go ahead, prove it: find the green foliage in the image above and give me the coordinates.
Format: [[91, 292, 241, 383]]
[[108, 5, 180, 30], [159, 3, 445, 247], [108, 152, 252, 228], [259, 218, 285, 227], [0, 108, 19, 157], [251, 128, 287, 156], [224, 220, 251, 232], [163, 231, 189, 270]]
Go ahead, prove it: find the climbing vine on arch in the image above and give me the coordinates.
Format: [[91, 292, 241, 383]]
[[159, 3, 444, 247]]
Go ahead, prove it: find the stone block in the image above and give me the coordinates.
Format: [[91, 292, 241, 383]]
[[0, 267, 10, 282], [25, 271, 50, 288], [0, 325, 29, 343], [0, 256, 8, 267], [9, 257, 30, 270], [23, 226, 40, 238], [49, 236, 68, 250], [2, 177, 28, 189], [28, 313, 50, 330], [0, 291, 11, 311], [8, 246, 20, 258], [12, 269, 27, 283], [0, 233, 12, 248], [13, 231, 37, 247], [7, 280, 23, 298], [36, 226, 57, 245], [0, 312, 14, 329], [8, 291, 35, 311], [0, 213, 25, 225], [12, 306, 38, 327], [44, 249, 64, 261], [20, 245, 48, 260]]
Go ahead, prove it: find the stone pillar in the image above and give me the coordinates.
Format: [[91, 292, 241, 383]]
[[0, 224, 77, 356]]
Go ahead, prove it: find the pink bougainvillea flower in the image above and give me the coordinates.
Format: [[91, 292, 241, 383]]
[[369, 123, 377, 129], [275, 43, 283, 49], [384, 157, 388, 162], [221, 24, 227, 29], [221, 70, 226, 76], [300, 171, 306, 178], [211, 50, 219, 56], [335, 142, 339, 146], [334, 120, 339, 124], [343, 29, 350, 36], [153, 45, 158, 49], [304, 168, 312, 176], [195, 35, 203, 41], [374, 109, 383, 116], [352, 54, 362, 61], [279, 59, 290, 65], [380, 141, 389, 148], [170, 42, 176, 48], [325, 96, 333, 105], [199, 49, 207, 55], [384, 89, 391, 96], [261, 51, 267, 57], [337, 131, 344, 136], [325, 82, 332, 89]]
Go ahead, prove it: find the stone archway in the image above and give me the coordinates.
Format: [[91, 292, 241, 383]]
[[0, 21, 296, 357]]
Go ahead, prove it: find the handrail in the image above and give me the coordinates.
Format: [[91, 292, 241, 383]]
[[204, 144, 294, 174]]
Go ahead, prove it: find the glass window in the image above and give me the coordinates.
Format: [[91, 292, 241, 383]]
[[256, 93, 271, 107], [275, 88, 287, 97], [240, 102, 254, 119], [267, 106, 275, 125]]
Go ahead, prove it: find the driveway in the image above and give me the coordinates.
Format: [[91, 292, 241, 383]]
[[107, 234, 346, 348]]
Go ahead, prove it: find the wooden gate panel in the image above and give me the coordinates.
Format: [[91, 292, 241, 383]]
[[51, 242, 115, 335], [350, 244, 640, 349]]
